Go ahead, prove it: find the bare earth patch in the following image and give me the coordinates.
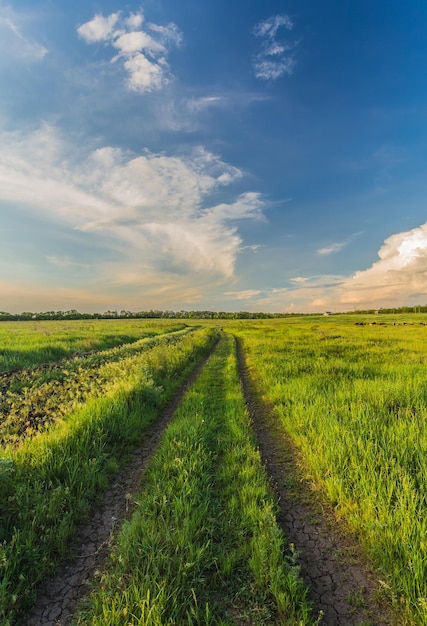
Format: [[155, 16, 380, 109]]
[[25, 341, 218, 626], [235, 336, 397, 626]]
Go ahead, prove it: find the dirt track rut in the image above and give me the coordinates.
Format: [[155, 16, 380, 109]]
[[235, 335, 395, 626], [25, 334, 396, 625], [25, 340, 219, 626]]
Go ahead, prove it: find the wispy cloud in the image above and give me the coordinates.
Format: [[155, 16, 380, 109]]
[[317, 242, 347, 255], [224, 289, 262, 300], [77, 10, 182, 93], [185, 96, 225, 112], [253, 14, 296, 80], [46, 256, 89, 269], [240, 244, 263, 253], [289, 275, 345, 289], [157, 91, 270, 132], [317, 231, 363, 256], [0, 124, 264, 305], [0, 6, 47, 63]]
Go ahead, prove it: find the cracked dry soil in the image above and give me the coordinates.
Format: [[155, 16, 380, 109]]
[[235, 336, 396, 626], [25, 334, 396, 626], [25, 341, 219, 626]]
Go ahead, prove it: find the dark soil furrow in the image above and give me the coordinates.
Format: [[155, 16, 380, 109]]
[[24, 338, 219, 626], [235, 335, 396, 626]]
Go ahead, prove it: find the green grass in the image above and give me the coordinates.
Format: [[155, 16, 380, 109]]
[[75, 333, 313, 625], [230, 315, 427, 624], [0, 327, 216, 625], [0, 319, 188, 373], [0, 327, 195, 446]]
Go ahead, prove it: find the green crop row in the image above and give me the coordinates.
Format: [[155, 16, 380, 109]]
[[0, 328, 194, 446], [0, 319, 188, 373], [232, 317, 427, 625], [0, 327, 216, 625], [75, 333, 314, 626]]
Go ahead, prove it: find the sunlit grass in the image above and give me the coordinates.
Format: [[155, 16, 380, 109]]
[[76, 333, 313, 625], [0, 327, 216, 625], [0, 319, 188, 373], [0, 327, 195, 446], [231, 315, 427, 624]]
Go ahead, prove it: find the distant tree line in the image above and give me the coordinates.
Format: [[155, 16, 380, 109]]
[[0, 309, 305, 321], [1, 304, 426, 321], [344, 306, 427, 315]]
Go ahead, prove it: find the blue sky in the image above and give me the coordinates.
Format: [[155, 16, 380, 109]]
[[1, 0, 427, 313]]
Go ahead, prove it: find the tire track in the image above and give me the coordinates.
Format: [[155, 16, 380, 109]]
[[25, 337, 219, 626], [235, 335, 396, 626]]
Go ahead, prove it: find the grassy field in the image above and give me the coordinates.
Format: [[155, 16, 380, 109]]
[[0, 327, 197, 446], [231, 314, 427, 624], [0, 319, 188, 373], [1, 314, 427, 624], [0, 325, 216, 624], [76, 334, 313, 625]]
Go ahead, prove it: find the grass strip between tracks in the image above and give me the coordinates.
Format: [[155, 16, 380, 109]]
[[76, 333, 314, 625], [0, 327, 216, 625]]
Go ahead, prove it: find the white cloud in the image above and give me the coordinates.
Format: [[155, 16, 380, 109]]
[[254, 15, 293, 39], [224, 290, 262, 300], [0, 7, 47, 62], [113, 31, 165, 55], [186, 96, 225, 112], [337, 225, 427, 307], [258, 226, 427, 311], [125, 13, 144, 30], [77, 11, 182, 93], [317, 231, 362, 256], [254, 58, 296, 81], [317, 242, 347, 255], [153, 91, 270, 132], [0, 124, 264, 304], [147, 22, 183, 46], [201, 192, 264, 222], [289, 276, 309, 284], [121, 54, 166, 92], [240, 244, 263, 253], [253, 14, 296, 80], [77, 13, 119, 43]]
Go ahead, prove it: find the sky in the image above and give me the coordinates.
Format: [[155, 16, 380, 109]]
[[1, 0, 427, 313]]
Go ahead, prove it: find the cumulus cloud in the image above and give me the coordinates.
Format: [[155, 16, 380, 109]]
[[0, 124, 264, 304], [76, 13, 119, 43], [337, 225, 427, 306], [252, 226, 427, 312], [253, 14, 296, 80], [77, 10, 182, 93], [0, 7, 47, 62], [292, 223, 427, 311]]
